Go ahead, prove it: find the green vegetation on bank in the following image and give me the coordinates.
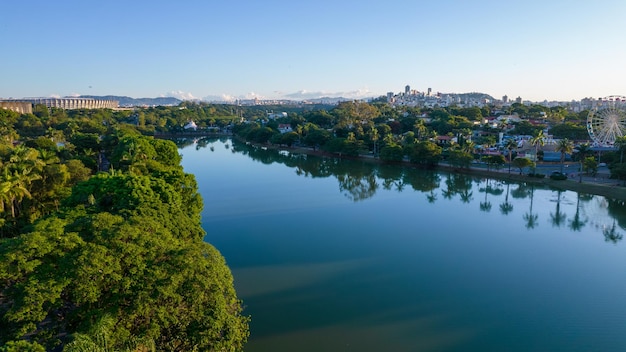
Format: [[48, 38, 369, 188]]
[[0, 106, 248, 350]]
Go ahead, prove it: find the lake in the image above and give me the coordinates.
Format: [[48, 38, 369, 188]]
[[179, 137, 626, 352]]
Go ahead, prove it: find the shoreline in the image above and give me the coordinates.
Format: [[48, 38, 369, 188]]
[[278, 144, 626, 201]]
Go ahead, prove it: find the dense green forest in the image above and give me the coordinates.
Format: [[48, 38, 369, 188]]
[[0, 105, 249, 351]]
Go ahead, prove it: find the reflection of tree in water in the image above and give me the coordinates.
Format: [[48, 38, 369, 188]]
[[479, 179, 504, 212], [499, 183, 514, 215], [459, 188, 473, 204], [511, 183, 531, 200], [402, 168, 441, 203], [568, 193, 588, 231], [293, 157, 334, 178], [377, 164, 405, 192], [442, 187, 454, 200], [549, 190, 567, 228], [427, 190, 437, 203], [523, 184, 539, 229], [603, 220, 624, 244], [337, 172, 378, 202], [442, 173, 473, 202], [192, 139, 626, 239], [479, 179, 492, 212], [606, 199, 626, 231]]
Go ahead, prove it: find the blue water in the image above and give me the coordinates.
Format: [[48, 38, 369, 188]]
[[180, 138, 626, 352]]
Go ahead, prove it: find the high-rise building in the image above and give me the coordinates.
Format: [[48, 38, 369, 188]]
[[405, 85, 410, 95], [502, 95, 508, 103]]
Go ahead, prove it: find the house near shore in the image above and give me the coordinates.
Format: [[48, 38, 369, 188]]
[[278, 124, 293, 134], [436, 135, 456, 145]]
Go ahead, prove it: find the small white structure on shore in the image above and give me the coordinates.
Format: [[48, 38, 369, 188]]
[[184, 120, 198, 131]]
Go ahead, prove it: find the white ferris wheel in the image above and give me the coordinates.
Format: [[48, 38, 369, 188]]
[[587, 95, 626, 146]]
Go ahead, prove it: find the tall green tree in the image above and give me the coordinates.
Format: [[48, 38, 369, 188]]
[[574, 143, 592, 182], [407, 141, 442, 167], [512, 157, 534, 175], [556, 138, 574, 173], [505, 139, 518, 174], [530, 130, 545, 163]]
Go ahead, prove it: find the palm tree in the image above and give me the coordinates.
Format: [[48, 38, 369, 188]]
[[0, 178, 11, 215], [504, 139, 518, 174], [461, 140, 475, 154], [9, 145, 45, 175], [556, 138, 574, 173], [414, 120, 428, 141], [369, 127, 379, 156], [38, 148, 60, 165], [529, 130, 545, 167], [2, 171, 33, 218], [574, 143, 592, 183]]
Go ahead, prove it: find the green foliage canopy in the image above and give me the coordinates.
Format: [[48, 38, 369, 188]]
[[0, 171, 249, 351]]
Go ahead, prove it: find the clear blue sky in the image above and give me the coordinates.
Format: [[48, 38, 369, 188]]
[[3, 0, 626, 102]]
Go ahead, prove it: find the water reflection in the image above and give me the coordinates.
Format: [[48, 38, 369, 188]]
[[499, 183, 514, 215], [182, 137, 626, 351], [603, 220, 624, 244], [479, 179, 504, 212], [549, 190, 565, 227], [568, 193, 588, 231], [185, 137, 626, 243]]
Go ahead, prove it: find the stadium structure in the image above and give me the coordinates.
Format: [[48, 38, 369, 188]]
[[1, 97, 119, 114]]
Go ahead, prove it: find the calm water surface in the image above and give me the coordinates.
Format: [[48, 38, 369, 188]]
[[179, 137, 626, 352]]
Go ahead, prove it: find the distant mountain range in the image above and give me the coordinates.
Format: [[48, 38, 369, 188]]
[[78, 92, 497, 107], [78, 95, 182, 107]]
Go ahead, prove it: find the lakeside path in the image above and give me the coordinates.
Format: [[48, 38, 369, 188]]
[[281, 145, 626, 202]]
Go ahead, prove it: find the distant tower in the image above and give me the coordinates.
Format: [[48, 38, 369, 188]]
[[502, 95, 508, 103], [427, 88, 432, 96], [515, 96, 522, 104], [405, 85, 410, 95]]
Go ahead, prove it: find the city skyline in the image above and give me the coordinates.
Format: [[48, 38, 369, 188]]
[[3, 0, 626, 102]]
